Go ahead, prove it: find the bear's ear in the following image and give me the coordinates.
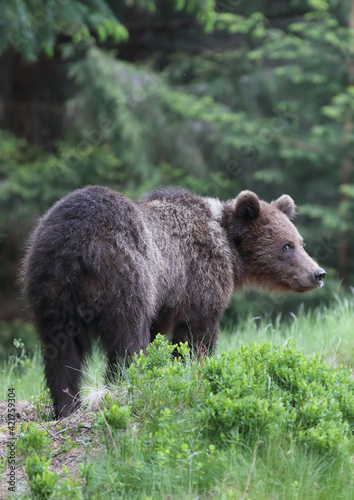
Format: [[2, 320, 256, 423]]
[[272, 195, 296, 221], [234, 191, 260, 221]]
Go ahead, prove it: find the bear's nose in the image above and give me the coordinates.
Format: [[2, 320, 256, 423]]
[[314, 268, 326, 282]]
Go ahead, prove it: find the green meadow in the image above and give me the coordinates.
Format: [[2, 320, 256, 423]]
[[1, 298, 354, 499]]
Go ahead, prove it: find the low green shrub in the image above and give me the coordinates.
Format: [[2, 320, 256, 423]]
[[25, 453, 83, 499], [25, 455, 58, 499], [95, 393, 131, 431], [34, 388, 54, 421], [85, 335, 354, 498], [23, 334, 354, 498], [17, 422, 51, 455], [200, 342, 354, 453], [126, 336, 354, 455]]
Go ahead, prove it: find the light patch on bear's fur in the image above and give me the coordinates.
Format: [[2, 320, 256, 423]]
[[205, 197, 223, 220], [149, 199, 163, 206]]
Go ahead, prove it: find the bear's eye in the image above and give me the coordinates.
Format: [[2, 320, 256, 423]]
[[283, 243, 293, 251]]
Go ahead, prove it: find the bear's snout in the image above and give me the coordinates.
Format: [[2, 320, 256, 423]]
[[314, 268, 326, 286]]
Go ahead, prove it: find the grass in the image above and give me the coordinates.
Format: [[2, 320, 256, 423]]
[[0, 341, 44, 403], [1, 298, 354, 499], [219, 296, 354, 369]]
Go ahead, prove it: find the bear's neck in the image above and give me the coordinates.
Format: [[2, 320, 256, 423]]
[[220, 202, 246, 291]]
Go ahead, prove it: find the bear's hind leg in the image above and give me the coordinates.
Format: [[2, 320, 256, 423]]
[[100, 315, 152, 383], [40, 322, 91, 419]]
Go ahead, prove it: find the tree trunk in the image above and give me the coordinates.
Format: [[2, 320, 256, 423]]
[[338, 1, 354, 281]]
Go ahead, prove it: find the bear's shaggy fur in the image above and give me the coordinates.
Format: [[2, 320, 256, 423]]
[[22, 186, 325, 418]]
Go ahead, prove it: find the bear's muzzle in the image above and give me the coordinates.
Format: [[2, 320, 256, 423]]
[[314, 268, 326, 287]]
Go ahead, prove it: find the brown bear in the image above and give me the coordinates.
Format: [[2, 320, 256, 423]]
[[22, 186, 325, 418]]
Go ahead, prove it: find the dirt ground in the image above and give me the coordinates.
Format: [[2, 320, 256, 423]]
[[0, 401, 99, 498]]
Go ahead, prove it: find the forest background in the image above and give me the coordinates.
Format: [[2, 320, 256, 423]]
[[1, 0, 353, 357]]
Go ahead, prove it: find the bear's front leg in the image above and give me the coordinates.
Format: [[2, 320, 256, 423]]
[[171, 319, 219, 356]]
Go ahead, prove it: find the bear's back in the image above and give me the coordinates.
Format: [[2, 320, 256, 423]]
[[141, 188, 225, 251], [22, 186, 151, 299], [140, 190, 235, 308]]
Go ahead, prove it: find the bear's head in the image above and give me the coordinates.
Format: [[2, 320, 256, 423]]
[[226, 190, 326, 293]]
